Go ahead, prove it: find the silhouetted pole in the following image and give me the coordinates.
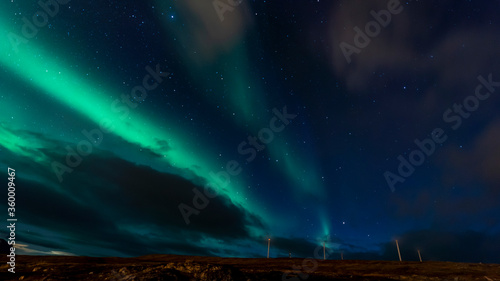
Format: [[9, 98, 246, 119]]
[[267, 238, 270, 258], [418, 250, 422, 262], [395, 240, 402, 262]]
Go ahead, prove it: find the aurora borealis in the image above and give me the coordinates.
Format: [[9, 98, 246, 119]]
[[1, 0, 499, 263]]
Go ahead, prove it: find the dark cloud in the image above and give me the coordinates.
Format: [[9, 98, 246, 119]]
[[328, 0, 500, 92], [0, 127, 268, 257], [16, 232, 70, 251], [453, 119, 500, 189], [65, 152, 265, 239], [433, 119, 500, 224], [324, 0, 500, 146]]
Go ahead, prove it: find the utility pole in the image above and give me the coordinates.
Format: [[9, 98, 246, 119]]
[[267, 238, 270, 258], [395, 240, 402, 262]]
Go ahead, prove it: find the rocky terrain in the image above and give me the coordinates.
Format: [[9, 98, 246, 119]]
[[0, 255, 498, 280]]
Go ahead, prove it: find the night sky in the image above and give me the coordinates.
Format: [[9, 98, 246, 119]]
[[1, 0, 499, 263]]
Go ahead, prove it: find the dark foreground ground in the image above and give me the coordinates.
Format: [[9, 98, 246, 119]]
[[0, 255, 499, 280]]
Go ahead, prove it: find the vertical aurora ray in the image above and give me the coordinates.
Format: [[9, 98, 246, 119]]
[[319, 210, 331, 238], [153, 0, 331, 238], [154, 1, 328, 205]]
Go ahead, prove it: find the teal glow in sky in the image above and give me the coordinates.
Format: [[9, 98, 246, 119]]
[[1, 0, 499, 263]]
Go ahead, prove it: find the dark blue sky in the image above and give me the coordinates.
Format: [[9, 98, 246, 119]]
[[0, 0, 499, 263]]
